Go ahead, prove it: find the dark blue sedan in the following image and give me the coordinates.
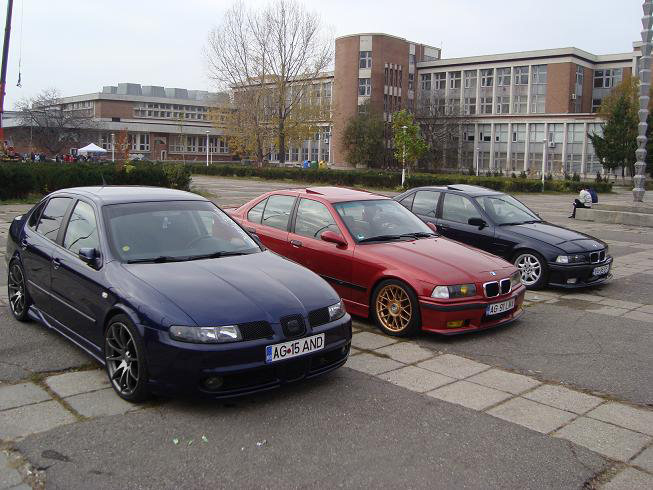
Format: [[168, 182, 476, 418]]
[[6, 186, 352, 401]]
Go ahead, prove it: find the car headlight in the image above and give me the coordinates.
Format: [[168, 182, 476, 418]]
[[169, 325, 242, 343], [431, 284, 476, 299], [328, 300, 346, 321], [555, 254, 585, 264], [510, 271, 522, 289]]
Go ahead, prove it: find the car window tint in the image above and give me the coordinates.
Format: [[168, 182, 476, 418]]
[[412, 191, 440, 217], [294, 199, 339, 239], [247, 198, 267, 224], [441, 193, 482, 224], [63, 201, 100, 255], [35, 197, 72, 241], [261, 195, 295, 231], [398, 193, 415, 210]]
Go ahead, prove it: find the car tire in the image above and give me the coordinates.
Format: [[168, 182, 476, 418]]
[[371, 279, 421, 337], [104, 314, 150, 403], [7, 259, 31, 322], [513, 250, 548, 290]]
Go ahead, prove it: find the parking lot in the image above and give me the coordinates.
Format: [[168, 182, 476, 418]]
[[1, 176, 652, 489]]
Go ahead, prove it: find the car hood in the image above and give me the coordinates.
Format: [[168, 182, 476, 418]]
[[364, 237, 514, 284], [121, 251, 339, 326], [501, 222, 606, 253]]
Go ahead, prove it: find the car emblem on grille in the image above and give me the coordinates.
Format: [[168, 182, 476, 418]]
[[489, 271, 497, 276]]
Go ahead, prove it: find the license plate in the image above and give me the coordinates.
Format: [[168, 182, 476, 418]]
[[265, 333, 325, 363], [486, 298, 515, 316], [592, 264, 610, 276]]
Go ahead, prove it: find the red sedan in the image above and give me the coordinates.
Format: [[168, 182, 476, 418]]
[[229, 187, 526, 336]]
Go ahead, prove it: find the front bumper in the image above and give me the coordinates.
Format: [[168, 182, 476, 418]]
[[547, 256, 613, 288], [418, 285, 526, 335], [142, 314, 352, 398]]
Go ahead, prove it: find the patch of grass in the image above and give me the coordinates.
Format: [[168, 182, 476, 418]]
[[0, 193, 43, 205]]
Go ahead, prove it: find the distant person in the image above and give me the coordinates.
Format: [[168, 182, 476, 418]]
[[569, 187, 592, 219]]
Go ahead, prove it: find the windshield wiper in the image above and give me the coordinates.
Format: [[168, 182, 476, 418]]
[[400, 232, 437, 239], [127, 255, 189, 264], [187, 251, 253, 260], [358, 232, 435, 243]]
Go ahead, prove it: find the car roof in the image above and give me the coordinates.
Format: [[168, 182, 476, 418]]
[[412, 184, 503, 197], [52, 186, 206, 205], [275, 186, 389, 203]]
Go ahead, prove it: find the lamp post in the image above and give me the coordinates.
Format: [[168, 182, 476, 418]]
[[205, 130, 210, 167], [111, 133, 115, 162], [401, 125, 407, 187], [634, 0, 652, 202], [541, 138, 547, 189], [475, 146, 480, 176]]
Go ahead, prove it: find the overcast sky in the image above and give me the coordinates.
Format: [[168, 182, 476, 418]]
[[2, 0, 643, 109]]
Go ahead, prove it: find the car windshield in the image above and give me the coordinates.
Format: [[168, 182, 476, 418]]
[[333, 199, 434, 243], [474, 194, 541, 225], [103, 200, 260, 263]]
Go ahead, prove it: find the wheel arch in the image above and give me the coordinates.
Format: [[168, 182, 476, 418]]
[[100, 303, 142, 335]]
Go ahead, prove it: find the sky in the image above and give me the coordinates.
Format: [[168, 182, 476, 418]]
[[1, 0, 643, 109]]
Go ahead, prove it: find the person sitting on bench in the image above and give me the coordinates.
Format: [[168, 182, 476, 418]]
[[569, 187, 592, 218]]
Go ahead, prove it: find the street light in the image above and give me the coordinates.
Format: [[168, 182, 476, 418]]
[[541, 138, 547, 190], [475, 147, 480, 176], [401, 125, 407, 187], [205, 130, 210, 167], [111, 133, 115, 162]]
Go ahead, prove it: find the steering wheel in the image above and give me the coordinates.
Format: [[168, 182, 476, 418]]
[[185, 234, 214, 249]]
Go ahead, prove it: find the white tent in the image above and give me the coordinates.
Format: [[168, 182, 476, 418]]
[[77, 143, 107, 155]]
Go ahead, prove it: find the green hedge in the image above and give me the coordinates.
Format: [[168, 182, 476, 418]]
[[189, 164, 613, 194], [0, 162, 191, 200]]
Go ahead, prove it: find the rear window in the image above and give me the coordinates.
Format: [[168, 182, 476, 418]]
[[35, 197, 72, 242], [261, 195, 296, 231]]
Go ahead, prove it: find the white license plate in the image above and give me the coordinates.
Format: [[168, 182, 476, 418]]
[[592, 264, 610, 276], [265, 333, 325, 363], [486, 298, 515, 316]]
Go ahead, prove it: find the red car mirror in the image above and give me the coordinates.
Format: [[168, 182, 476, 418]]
[[321, 230, 347, 247]]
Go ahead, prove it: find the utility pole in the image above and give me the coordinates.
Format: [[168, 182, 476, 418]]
[[0, 0, 14, 147]]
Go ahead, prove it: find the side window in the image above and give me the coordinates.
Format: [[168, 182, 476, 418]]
[[247, 198, 267, 224], [35, 197, 72, 242], [294, 199, 339, 239], [63, 201, 100, 255], [261, 195, 296, 231], [398, 193, 415, 210], [27, 201, 46, 229], [441, 193, 482, 224], [412, 191, 441, 218]]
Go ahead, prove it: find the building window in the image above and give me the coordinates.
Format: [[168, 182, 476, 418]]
[[433, 73, 446, 90], [592, 98, 602, 112], [409, 54, 416, 65], [480, 69, 493, 87], [408, 73, 414, 90], [512, 124, 526, 142], [359, 51, 372, 69], [398, 69, 402, 88], [138, 134, 149, 151], [186, 136, 197, 153], [463, 97, 476, 115], [532, 65, 547, 85], [514, 66, 529, 85], [420, 73, 431, 91], [530, 94, 545, 114], [323, 82, 332, 98], [513, 95, 527, 114], [497, 67, 511, 86], [593, 68, 623, 88], [384, 67, 388, 85], [358, 78, 371, 96], [464, 70, 477, 89], [449, 71, 461, 89], [496, 96, 510, 114], [576, 66, 584, 90], [480, 96, 493, 114]]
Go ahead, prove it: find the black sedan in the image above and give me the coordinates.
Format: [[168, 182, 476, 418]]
[[394, 185, 612, 289], [6, 186, 351, 401]]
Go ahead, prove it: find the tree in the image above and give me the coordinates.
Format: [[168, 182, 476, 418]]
[[15, 88, 97, 155], [341, 105, 385, 168], [391, 109, 427, 181], [207, 0, 333, 164], [415, 97, 468, 170], [114, 128, 130, 169]]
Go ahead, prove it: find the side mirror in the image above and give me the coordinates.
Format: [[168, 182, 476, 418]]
[[468, 217, 487, 229], [426, 222, 438, 233], [321, 230, 347, 247], [78, 247, 99, 268]]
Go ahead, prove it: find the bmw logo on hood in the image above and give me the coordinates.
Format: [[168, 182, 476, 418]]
[[489, 271, 497, 276]]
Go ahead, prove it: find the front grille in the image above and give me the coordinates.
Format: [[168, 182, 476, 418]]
[[308, 307, 330, 327], [484, 281, 500, 298], [590, 250, 606, 264], [238, 321, 274, 341], [280, 314, 306, 338], [500, 278, 511, 295]]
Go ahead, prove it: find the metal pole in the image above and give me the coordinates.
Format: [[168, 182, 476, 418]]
[[475, 146, 480, 176], [205, 130, 210, 167], [401, 125, 407, 187], [0, 0, 14, 145], [634, 0, 652, 202], [111, 133, 115, 162], [542, 139, 547, 189]]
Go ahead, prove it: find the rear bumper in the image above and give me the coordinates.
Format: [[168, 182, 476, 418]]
[[418, 286, 526, 335], [547, 257, 613, 288]]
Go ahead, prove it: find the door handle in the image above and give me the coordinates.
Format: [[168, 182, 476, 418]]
[[52, 258, 61, 270], [20, 239, 28, 250], [290, 239, 303, 248]]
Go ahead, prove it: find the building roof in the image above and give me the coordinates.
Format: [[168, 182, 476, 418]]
[[56, 186, 205, 205]]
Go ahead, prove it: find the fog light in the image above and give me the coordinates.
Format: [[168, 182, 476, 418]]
[[203, 376, 224, 391], [446, 320, 465, 328], [566, 278, 578, 284]]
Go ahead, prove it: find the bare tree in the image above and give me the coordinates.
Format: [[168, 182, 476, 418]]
[[207, 0, 332, 164], [15, 88, 97, 155]]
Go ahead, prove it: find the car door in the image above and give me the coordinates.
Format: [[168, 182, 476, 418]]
[[243, 194, 296, 258], [437, 192, 495, 252], [410, 190, 442, 226], [21, 197, 73, 317], [286, 198, 354, 301], [50, 199, 106, 348]]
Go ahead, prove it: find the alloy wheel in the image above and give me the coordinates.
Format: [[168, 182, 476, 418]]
[[8, 263, 26, 318], [375, 284, 412, 332], [515, 253, 542, 286], [105, 322, 141, 397]]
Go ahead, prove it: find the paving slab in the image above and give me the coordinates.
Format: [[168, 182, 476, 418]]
[[345, 353, 403, 375], [636, 304, 653, 314], [487, 397, 576, 434], [559, 293, 603, 302], [587, 402, 653, 436], [350, 331, 397, 350], [45, 369, 111, 398], [0, 401, 76, 440], [378, 366, 455, 393], [417, 354, 490, 379], [427, 380, 512, 411], [523, 384, 604, 414], [467, 368, 541, 395], [65, 388, 139, 418], [584, 306, 629, 317], [598, 298, 643, 310], [554, 417, 651, 461], [623, 310, 653, 323], [603, 468, 653, 490], [631, 445, 653, 473], [0, 383, 51, 411], [375, 342, 434, 364], [0, 452, 23, 489]]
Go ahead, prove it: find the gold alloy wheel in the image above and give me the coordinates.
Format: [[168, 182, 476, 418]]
[[376, 284, 412, 332]]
